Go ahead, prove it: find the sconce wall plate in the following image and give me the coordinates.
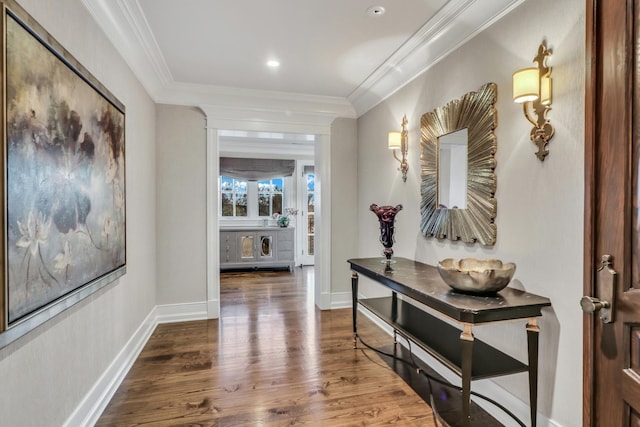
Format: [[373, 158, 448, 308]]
[[513, 43, 554, 161], [389, 115, 409, 182]]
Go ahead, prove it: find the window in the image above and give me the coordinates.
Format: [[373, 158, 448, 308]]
[[258, 178, 283, 217], [220, 176, 247, 217], [220, 176, 286, 218]]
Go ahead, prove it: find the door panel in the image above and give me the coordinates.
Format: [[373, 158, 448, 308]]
[[586, 0, 640, 425], [299, 169, 315, 265]]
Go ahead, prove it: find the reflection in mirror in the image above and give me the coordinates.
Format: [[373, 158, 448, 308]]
[[438, 129, 468, 209], [420, 82, 497, 245]]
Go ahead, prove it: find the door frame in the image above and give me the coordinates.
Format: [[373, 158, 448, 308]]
[[203, 110, 335, 318], [583, 0, 597, 422]]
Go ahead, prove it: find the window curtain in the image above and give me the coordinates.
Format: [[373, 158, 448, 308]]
[[220, 157, 295, 181]]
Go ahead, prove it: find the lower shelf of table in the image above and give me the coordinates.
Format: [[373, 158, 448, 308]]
[[358, 297, 528, 380]]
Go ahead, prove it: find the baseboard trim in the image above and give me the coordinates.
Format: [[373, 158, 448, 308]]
[[65, 300, 560, 427], [63, 301, 208, 427], [63, 306, 158, 427], [330, 291, 351, 309], [155, 301, 209, 324], [357, 306, 561, 427]]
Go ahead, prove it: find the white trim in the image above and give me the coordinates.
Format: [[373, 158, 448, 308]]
[[62, 305, 158, 427], [200, 109, 332, 317], [81, 0, 521, 118], [199, 104, 338, 135], [314, 134, 332, 310], [330, 291, 352, 309], [348, 0, 525, 116], [64, 299, 561, 427], [62, 302, 209, 427], [116, 0, 173, 87], [220, 140, 314, 157], [154, 302, 208, 324], [206, 126, 221, 320], [357, 306, 561, 427]]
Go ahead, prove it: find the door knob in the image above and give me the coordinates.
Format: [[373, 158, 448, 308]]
[[580, 296, 610, 314], [581, 255, 616, 324]]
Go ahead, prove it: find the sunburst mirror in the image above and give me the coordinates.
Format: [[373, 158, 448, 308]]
[[420, 82, 497, 245]]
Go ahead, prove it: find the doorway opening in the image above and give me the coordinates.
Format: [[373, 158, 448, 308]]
[[209, 129, 325, 316]]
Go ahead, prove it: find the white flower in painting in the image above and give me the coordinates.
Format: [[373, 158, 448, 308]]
[[16, 211, 51, 256], [54, 241, 72, 273]]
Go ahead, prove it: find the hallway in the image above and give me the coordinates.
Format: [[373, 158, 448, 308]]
[[96, 268, 437, 425]]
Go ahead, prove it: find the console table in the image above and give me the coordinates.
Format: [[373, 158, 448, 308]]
[[348, 257, 551, 427]]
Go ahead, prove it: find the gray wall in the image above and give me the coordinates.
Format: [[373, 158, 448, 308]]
[[0, 0, 587, 425], [330, 118, 358, 297], [356, 0, 584, 425], [156, 105, 207, 304], [0, 0, 157, 426]]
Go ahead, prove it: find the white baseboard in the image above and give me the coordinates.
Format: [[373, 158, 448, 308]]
[[63, 306, 158, 427], [357, 306, 561, 427], [331, 291, 352, 309], [65, 299, 561, 427], [63, 301, 209, 427], [155, 301, 208, 324]]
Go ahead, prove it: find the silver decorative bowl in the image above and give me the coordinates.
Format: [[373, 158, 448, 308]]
[[437, 258, 516, 295]]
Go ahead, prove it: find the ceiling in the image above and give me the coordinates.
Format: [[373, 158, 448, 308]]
[[82, 0, 523, 126]]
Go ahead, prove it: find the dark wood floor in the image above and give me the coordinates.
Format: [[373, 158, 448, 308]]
[[97, 268, 502, 426]]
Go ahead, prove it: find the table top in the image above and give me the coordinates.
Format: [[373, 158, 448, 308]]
[[348, 257, 551, 324]]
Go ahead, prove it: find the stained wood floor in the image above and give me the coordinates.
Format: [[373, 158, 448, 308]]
[[96, 268, 438, 426]]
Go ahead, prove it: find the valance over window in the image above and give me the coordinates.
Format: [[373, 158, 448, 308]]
[[220, 157, 295, 181]]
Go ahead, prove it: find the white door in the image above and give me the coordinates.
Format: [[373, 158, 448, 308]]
[[298, 162, 315, 265]]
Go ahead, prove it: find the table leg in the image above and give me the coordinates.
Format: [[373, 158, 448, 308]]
[[527, 318, 540, 427], [460, 323, 474, 427], [351, 272, 359, 349]]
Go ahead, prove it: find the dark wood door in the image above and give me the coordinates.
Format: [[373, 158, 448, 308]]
[[585, 0, 640, 425]]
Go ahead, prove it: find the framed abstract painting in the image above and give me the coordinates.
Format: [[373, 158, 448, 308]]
[[0, 1, 126, 346]]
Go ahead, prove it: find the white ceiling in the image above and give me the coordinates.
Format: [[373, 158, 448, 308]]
[[137, 0, 446, 98], [82, 0, 523, 124]]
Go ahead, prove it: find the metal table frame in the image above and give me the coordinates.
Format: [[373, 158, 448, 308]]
[[348, 257, 551, 427]]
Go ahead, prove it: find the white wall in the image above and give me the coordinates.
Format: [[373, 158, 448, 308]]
[[356, 0, 584, 425], [0, 1, 157, 426], [156, 104, 207, 304]]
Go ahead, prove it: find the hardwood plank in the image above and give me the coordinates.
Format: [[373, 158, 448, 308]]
[[97, 269, 438, 426], [98, 268, 505, 426]]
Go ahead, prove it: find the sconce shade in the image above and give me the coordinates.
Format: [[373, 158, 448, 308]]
[[512, 68, 540, 103], [540, 75, 552, 105], [388, 131, 402, 149], [513, 42, 554, 161]]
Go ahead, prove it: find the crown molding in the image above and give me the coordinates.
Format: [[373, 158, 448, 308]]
[[198, 103, 337, 135], [348, 0, 525, 116], [81, 0, 167, 98], [82, 0, 522, 120]]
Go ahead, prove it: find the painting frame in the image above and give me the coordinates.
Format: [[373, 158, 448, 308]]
[[0, 0, 126, 347]]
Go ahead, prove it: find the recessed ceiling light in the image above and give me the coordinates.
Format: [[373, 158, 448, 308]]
[[267, 59, 280, 68], [366, 6, 386, 17]]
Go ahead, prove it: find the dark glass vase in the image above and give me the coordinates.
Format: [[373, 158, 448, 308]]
[[370, 203, 403, 265]]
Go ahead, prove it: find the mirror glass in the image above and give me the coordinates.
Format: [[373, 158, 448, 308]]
[[420, 83, 497, 245], [438, 128, 468, 209]]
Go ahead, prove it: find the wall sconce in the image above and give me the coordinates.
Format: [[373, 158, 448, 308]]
[[388, 115, 409, 182], [512, 43, 554, 161]]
